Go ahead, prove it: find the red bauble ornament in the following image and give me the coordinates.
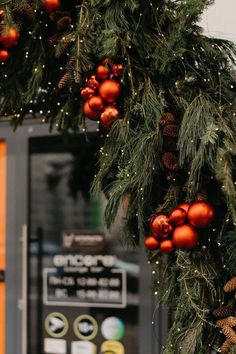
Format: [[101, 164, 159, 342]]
[[170, 208, 187, 226], [83, 101, 100, 121], [150, 214, 173, 238], [0, 9, 5, 22], [100, 106, 119, 128], [99, 79, 121, 103], [144, 235, 159, 250], [88, 96, 104, 111], [177, 202, 191, 213], [160, 239, 174, 254], [0, 28, 20, 48], [188, 201, 215, 228], [173, 224, 199, 249], [81, 87, 95, 100], [96, 65, 110, 80], [112, 64, 124, 77], [0, 49, 9, 62], [44, 0, 61, 12], [86, 75, 100, 90]]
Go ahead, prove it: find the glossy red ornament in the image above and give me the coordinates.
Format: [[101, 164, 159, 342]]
[[144, 235, 159, 250], [99, 79, 121, 103], [150, 214, 173, 238], [172, 224, 199, 249], [83, 101, 100, 121], [0, 28, 20, 48], [0, 9, 5, 22], [86, 75, 100, 90], [88, 96, 104, 111], [177, 202, 191, 213], [44, 0, 61, 12], [170, 208, 187, 226], [160, 239, 174, 254], [96, 65, 110, 80], [0, 50, 9, 62], [100, 106, 119, 128], [188, 201, 215, 228], [81, 87, 95, 100], [112, 64, 124, 77]]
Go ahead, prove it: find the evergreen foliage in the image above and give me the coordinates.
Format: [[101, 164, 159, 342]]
[[1, 0, 236, 352]]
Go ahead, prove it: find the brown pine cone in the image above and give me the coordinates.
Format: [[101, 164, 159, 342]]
[[217, 317, 236, 328], [213, 306, 235, 319], [58, 72, 71, 89], [163, 124, 180, 138], [56, 16, 72, 31], [222, 325, 236, 344], [160, 112, 176, 126], [196, 190, 208, 201], [162, 152, 178, 170], [49, 33, 61, 46], [12, 1, 36, 24], [224, 277, 236, 293], [220, 339, 232, 354]]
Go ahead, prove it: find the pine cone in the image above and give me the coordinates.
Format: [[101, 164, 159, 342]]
[[224, 277, 236, 293], [56, 16, 72, 31], [55, 39, 73, 58], [12, 1, 36, 24], [50, 10, 71, 22], [196, 190, 208, 201], [213, 306, 235, 319], [222, 325, 236, 344], [58, 72, 71, 89], [162, 152, 178, 170], [49, 33, 61, 46], [220, 339, 232, 354], [66, 57, 76, 74], [163, 124, 180, 138], [160, 112, 176, 126], [217, 317, 236, 328]]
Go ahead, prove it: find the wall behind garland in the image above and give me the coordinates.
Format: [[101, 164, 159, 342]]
[[200, 0, 236, 41]]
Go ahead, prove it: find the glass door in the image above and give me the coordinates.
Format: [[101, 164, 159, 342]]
[[28, 135, 140, 354]]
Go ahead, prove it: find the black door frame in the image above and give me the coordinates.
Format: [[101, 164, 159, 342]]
[[0, 118, 162, 354]]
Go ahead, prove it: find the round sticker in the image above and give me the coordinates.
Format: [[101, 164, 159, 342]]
[[101, 317, 125, 341], [45, 312, 69, 338], [73, 314, 98, 340]]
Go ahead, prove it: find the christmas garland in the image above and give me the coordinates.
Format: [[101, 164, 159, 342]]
[[1, 0, 236, 353]]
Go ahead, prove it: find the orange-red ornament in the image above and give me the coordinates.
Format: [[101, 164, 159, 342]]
[[0, 28, 19, 48], [188, 201, 215, 228], [112, 64, 124, 77], [81, 87, 95, 100], [83, 101, 100, 121], [44, 0, 61, 12], [150, 214, 173, 238], [96, 65, 110, 80], [0, 9, 5, 22], [100, 106, 119, 128], [170, 208, 187, 226], [86, 75, 100, 90], [99, 79, 121, 103], [0, 49, 9, 62], [172, 224, 199, 249], [88, 96, 104, 111], [177, 202, 191, 213], [144, 235, 159, 250], [160, 239, 174, 254]]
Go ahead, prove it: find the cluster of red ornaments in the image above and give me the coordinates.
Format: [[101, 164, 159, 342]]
[[0, 10, 20, 62], [145, 201, 215, 254], [81, 60, 124, 128]]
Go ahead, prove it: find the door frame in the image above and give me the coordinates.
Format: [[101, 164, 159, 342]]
[[0, 118, 157, 354]]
